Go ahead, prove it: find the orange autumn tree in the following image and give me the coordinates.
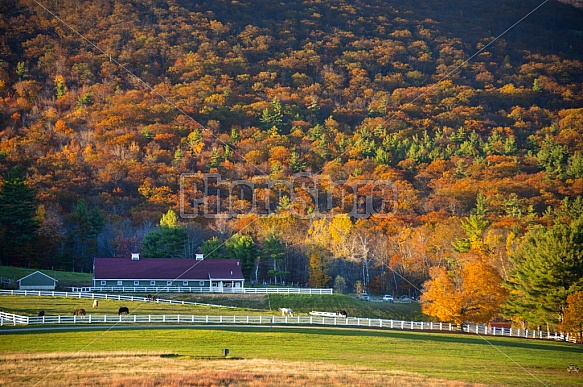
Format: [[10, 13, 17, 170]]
[[420, 254, 508, 325], [561, 291, 583, 343]]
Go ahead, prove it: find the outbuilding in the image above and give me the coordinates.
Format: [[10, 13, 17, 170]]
[[17, 271, 58, 290]]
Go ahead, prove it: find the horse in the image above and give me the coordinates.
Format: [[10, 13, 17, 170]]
[[146, 294, 157, 302], [336, 310, 348, 318], [278, 307, 294, 317], [92, 299, 99, 309], [73, 308, 86, 316], [38, 310, 45, 317], [118, 307, 130, 315]]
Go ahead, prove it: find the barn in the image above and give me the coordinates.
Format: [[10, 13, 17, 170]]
[[17, 271, 58, 290], [92, 253, 245, 292]]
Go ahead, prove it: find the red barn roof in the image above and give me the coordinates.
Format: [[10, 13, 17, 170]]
[[93, 257, 244, 281]]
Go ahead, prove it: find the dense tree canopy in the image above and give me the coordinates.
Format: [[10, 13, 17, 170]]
[[504, 216, 583, 330], [0, 0, 582, 326]]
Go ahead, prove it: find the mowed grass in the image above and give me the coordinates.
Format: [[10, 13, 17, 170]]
[[1, 294, 581, 385], [0, 295, 262, 316], [0, 327, 582, 386]]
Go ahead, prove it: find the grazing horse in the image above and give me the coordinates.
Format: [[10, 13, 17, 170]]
[[118, 307, 130, 315], [146, 294, 157, 302], [336, 310, 348, 318], [38, 310, 45, 317], [278, 307, 294, 317], [73, 308, 86, 316], [92, 299, 99, 309]]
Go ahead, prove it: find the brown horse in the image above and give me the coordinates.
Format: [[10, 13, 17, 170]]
[[146, 294, 157, 302], [73, 308, 86, 316], [118, 307, 130, 315]]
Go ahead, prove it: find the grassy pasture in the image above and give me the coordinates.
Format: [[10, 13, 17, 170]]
[[0, 266, 92, 289], [0, 295, 582, 385], [0, 327, 582, 386], [0, 293, 424, 320]]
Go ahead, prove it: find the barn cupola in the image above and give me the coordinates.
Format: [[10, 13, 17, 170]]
[[195, 253, 204, 260], [131, 253, 140, 261]]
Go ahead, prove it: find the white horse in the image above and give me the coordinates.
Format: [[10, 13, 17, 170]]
[[92, 299, 99, 309], [278, 307, 294, 317]]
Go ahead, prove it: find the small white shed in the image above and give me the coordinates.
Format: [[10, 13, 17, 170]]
[[17, 271, 58, 290]]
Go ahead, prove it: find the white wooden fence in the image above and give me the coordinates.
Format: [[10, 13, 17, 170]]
[[70, 286, 333, 295], [0, 310, 574, 342], [0, 289, 238, 309], [0, 290, 575, 343]]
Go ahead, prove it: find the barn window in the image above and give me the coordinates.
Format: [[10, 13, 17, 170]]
[[134, 281, 139, 286], [182, 281, 188, 286], [166, 281, 172, 286], [199, 281, 204, 286], [150, 281, 155, 286], [100, 281, 106, 286], [117, 280, 122, 286]]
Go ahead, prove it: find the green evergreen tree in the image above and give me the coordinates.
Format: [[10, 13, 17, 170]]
[[536, 136, 567, 179], [201, 236, 224, 258], [289, 151, 306, 172], [504, 216, 583, 330], [0, 169, 39, 267], [262, 233, 287, 284], [225, 233, 257, 279], [260, 97, 284, 132], [142, 210, 188, 258], [453, 195, 490, 253]]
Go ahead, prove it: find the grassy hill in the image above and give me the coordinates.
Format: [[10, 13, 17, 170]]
[[0, 266, 92, 289]]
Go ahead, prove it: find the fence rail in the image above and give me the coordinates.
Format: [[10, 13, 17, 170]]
[[0, 311, 575, 342], [0, 290, 576, 343], [71, 286, 333, 295], [0, 289, 237, 309]]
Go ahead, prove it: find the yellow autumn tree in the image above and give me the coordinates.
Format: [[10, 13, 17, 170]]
[[308, 249, 331, 288], [421, 255, 508, 325], [561, 291, 583, 343]]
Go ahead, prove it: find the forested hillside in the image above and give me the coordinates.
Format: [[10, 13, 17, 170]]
[[1, 0, 583, 330]]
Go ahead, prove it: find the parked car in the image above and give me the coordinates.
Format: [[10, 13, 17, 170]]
[[359, 293, 370, 301], [382, 294, 394, 302]]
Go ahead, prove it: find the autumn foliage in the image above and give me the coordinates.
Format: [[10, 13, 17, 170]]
[[421, 255, 508, 325], [0, 0, 582, 326]]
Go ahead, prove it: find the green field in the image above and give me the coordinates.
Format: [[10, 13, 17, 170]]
[[0, 326, 582, 386], [0, 293, 425, 320], [1, 294, 582, 386]]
